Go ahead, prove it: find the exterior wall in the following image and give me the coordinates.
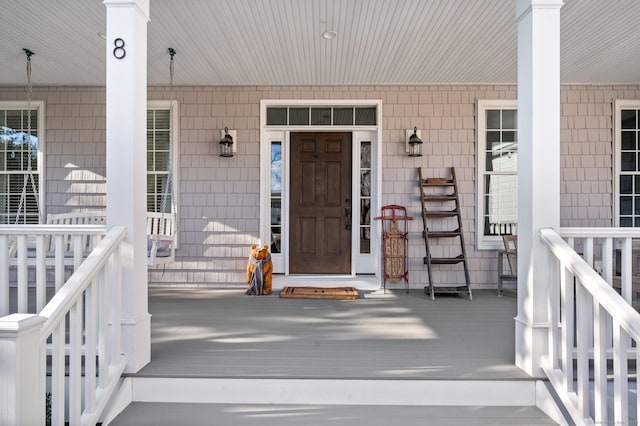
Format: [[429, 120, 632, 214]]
[[560, 85, 618, 228], [0, 84, 637, 288]]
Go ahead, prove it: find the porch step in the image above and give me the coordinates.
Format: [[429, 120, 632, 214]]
[[125, 377, 538, 407], [109, 402, 557, 425], [107, 377, 557, 425]]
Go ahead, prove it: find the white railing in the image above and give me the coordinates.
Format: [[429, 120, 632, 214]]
[[0, 225, 126, 426], [0, 224, 106, 316], [541, 228, 640, 426], [560, 227, 640, 307]]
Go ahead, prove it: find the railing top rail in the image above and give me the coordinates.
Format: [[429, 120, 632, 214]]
[[559, 227, 640, 238], [0, 224, 106, 236], [39, 226, 126, 338], [540, 228, 640, 339]]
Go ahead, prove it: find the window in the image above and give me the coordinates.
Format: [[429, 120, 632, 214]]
[[360, 141, 371, 254], [147, 101, 178, 215], [270, 141, 282, 253], [476, 100, 518, 249], [266, 106, 377, 126], [614, 101, 640, 226], [0, 102, 44, 224]]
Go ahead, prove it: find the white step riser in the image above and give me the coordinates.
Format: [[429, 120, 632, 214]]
[[130, 378, 537, 406]]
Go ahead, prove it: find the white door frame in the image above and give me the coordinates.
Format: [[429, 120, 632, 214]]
[[259, 100, 382, 278]]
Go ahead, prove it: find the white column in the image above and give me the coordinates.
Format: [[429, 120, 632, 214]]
[[0, 314, 46, 426], [515, 0, 563, 377], [104, 0, 151, 373]]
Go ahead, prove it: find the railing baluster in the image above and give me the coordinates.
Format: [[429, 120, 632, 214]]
[[620, 238, 634, 351], [621, 237, 633, 303], [0, 235, 8, 316], [561, 263, 574, 393], [54, 234, 65, 291], [584, 237, 594, 267], [567, 237, 575, 249], [593, 302, 608, 424], [583, 238, 595, 351], [52, 320, 66, 426], [99, 265, 110, 386], [73, 233, 83, 271], [548, 250, 560, 369], [85, 281, 98, 415], [575, 284, 590, 417], [17, 235, 28, 312], [35, 234, 46, 311], [613, 320, 629, 423], [69, 300, 83, 424], [602, 237, 614, 355], [110, 244, 122, 360], [602, 237, 613, 284]]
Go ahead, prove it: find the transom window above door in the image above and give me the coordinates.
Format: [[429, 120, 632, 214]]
[[266, 106, 376, 126]]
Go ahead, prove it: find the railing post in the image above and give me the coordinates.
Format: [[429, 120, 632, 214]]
[[0, 235, 8, 316], [105, 0, 151, 373], [0, 314, 46, 426], [515, 0, 563, 377]]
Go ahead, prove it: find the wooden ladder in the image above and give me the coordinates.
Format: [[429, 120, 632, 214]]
[[418, 167, 472, 300]]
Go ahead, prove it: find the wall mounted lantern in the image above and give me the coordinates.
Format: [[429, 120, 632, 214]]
[[406, 127, 423, 157], [219, 127, 236, 157]]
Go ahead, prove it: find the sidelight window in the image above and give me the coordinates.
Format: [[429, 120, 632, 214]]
[[270, 141, 282, 253], [360, 141, 372, 254]]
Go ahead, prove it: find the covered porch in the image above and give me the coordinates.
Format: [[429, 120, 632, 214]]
[[3, 0, 640, 425]]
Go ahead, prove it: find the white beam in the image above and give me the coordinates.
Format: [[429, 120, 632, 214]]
[[515, 0, 563, 377], [104, 0, 151, 373]]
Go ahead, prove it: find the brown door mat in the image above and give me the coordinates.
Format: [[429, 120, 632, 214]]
[[279, 286, 359, 300]]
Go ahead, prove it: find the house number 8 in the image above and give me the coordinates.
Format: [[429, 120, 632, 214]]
[[113, 38, 126, 59]]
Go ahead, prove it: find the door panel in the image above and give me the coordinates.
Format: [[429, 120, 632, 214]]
[[300, 162, 316, 204], [290, 132, 352, 274]]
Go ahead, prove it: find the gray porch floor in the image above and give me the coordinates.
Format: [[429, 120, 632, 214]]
[[106, 288, 562, 425], [135, 288, 529, 380], [109, 288, 557, 425]]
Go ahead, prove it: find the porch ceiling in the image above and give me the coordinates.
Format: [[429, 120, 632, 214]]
[[1, 0, 639, 87]]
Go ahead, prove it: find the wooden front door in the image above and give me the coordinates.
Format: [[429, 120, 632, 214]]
[[290, 132, 352, 274]]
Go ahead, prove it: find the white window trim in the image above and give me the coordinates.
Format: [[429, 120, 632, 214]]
[[476, 99, 517, 250], [260, 99, 382, 276], [613, 99, 640, 227], [0, 100, 46, 222], [265, 130, 286, 273], [352, 130, 377, 273], [147, 100, 180, 242]]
